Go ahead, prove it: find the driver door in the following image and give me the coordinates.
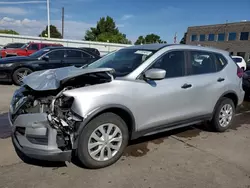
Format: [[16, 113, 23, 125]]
[[137, 50, 200, 131], [39, 49, 66, 70]]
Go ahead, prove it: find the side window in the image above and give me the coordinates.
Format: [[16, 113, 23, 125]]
[[215, 54, 227, 71], [66, 50, 83, 58], [81, 51, 91, 58], [149, 51, 185, 78], [41, 44, 49, 49], [189, 51, 216, 75], [46, 50, 65, 60], [28, 44, 39, 50]]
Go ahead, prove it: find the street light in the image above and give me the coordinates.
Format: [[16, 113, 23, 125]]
[[47, 0, 50, 38]]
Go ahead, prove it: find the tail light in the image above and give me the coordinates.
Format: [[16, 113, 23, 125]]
[[237, 66, 243, 78]]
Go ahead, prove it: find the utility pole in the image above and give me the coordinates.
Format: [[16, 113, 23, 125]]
[[62, 7, 64, 39], [47, 0, 50, 38]]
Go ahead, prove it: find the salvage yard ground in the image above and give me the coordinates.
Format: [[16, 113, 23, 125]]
[[0, 84, 250, 188]]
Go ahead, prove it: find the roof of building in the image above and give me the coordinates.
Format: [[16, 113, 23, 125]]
[[188, 21, 250, 29]]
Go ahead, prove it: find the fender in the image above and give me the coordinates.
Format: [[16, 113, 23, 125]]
[[72, 104, 136, 149], [211, 90, 238, 120]]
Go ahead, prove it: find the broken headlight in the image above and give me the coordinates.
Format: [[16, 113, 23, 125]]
[[57, 96, 74, 110]]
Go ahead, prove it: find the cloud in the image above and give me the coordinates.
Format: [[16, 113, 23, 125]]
[[0, 7, 29, 15], [0, 1, 45, 4], [38, 6, 60, 13], [121, 14, 134, 21], [0, 17, 94, 39]]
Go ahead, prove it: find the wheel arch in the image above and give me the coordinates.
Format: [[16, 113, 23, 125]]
[[73, 104, 136, 149], [212, 91, 238, 119]]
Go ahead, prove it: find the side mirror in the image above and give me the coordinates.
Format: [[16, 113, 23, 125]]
[[42, 55, 49, 61], [144, 68, 166, 80]]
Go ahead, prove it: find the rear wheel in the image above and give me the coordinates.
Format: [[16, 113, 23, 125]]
[[211, 97, 235, 132], [12, 67, 32, 86], [77, 112, 129, 169]]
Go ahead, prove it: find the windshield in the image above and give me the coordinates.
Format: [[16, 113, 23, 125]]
[[86, 48, 156, 76], [29, 48, 50, 58]]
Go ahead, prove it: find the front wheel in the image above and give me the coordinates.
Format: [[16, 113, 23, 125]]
[[211, 97, 235, 132], [77, 112, 129, 169], [12, 67, 32, 86]]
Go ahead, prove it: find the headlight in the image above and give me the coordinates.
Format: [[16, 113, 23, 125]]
[[0, 63, 13, 67]]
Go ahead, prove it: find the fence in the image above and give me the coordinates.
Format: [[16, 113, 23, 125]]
[[0, 34, 132, 55]]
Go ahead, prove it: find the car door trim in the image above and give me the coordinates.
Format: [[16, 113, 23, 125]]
[[131, 114, 212, 139]]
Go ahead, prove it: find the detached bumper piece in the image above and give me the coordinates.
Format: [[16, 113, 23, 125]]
[[10, 113, 72, 162]]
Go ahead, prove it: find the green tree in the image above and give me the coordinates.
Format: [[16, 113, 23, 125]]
[[180, 32, 187, 44], [39, 25, 62, 38], [0, 29, 19, 35], [84, 16, 131, 44], [134, 34, 167, 45]]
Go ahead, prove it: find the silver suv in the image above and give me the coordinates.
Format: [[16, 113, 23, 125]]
[[9, 44, 245, 169]]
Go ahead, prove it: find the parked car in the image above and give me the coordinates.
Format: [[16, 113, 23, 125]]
[[0, 42, 63, 58], [79, 47, 100, 56], [9, 44, 244, 169], [0, 46, 100, 85], [242, 71, 250, 95], [2, 42, 25, 49], [232, 56, 246, 71]]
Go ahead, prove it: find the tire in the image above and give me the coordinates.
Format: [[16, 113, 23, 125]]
[[77, 112, 129, 169], [211, 97, 235, 132], [12, 67, 32, 86]]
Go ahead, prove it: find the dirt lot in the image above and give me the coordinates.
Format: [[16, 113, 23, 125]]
[[0, 84, 250, 188]]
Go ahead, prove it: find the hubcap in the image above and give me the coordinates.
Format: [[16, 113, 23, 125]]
[[219, 104, 233, 127], [16, 70, 31, 83], [88, 123, 122, 161]]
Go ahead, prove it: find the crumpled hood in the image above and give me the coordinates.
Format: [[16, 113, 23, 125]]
[[22, 66, 114, 91]]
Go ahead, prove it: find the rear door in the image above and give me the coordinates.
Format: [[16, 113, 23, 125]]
[[64, 49, 96, 67], [184, 50, 228, 116]]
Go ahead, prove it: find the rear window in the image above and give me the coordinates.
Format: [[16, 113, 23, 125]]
[[232, 57, 242, 63]]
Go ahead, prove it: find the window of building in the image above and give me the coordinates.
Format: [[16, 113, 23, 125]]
[[230, 52, 234, 56], [228, 32, 237, 41], [240, 32, 249, 40], [188, 51, 216, 75], [218, 33, 225, 41], [199, 34, 205, 41], [237, 52, 246, 59], [149, 51, 185, 78], [208, 34, 215, 41], [191, 34, 197, 41]]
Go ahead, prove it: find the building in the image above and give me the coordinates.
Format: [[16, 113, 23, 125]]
[[186, 21, 250, 61]]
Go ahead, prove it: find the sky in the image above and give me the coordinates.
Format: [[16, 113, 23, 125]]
[[0, 0, 249, 43]]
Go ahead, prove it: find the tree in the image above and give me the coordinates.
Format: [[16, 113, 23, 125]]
[[84, 16, 131, 44], [0, 29, 19, 35], [134, 34, 167, 45], [180, 32, 187, 44], [39, 25, 62, 39]]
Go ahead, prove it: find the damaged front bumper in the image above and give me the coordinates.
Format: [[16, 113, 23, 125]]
[[9, 112, 72, 161]]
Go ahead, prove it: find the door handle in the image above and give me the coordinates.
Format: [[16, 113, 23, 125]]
[[181, 83, 192, 89], [217, 78, 225, 82]]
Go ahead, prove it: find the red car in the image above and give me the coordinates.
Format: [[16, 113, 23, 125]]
[[0, 42, 63, 58]]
